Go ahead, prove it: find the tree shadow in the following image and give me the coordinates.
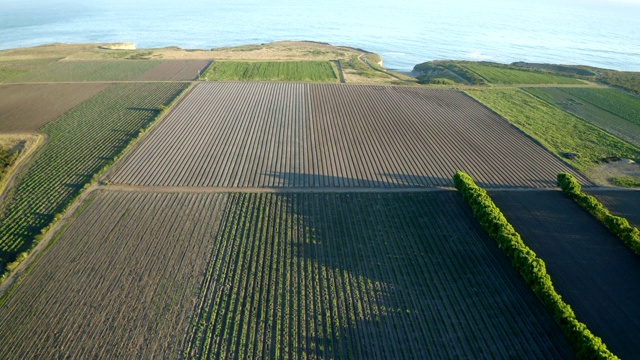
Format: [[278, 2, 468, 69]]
[[263, 171, 455, 189]]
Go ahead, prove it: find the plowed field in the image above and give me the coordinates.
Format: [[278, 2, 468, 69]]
[[490, 190, 640, 359], [0, 83, 110, 132], [137, 60, 212, 81], [110, 82, 584, 188], [0, 190, 573, 359], [587, 189, 640, 228]]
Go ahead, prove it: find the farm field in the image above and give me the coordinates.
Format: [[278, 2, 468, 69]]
[[459, 63, 584, 85], [9, 60, 162, 82], [524, 87, 640, 147], [0, 190, 574, 359], [586, 190, 640, 228], [0, 83, 110, 132], [0, 82, 187, 276], [200, 61, 338, 82], [489, 190, 640, 359], [137, 60, 212, 81], [467, 88, 640, 174], [109, 82, 584, 188], [560, 87, 640, 125], [0, 58, 60, 82], [0, 191, 229, 359]]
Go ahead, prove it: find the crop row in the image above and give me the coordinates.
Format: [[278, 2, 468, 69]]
[[0, 190, 574, 358], [183, 191, 573, 358], [0, 191, 228, 359], [110, 82, 582, 188], [201, 61, 338, 82], [0, 82, 188, 276]]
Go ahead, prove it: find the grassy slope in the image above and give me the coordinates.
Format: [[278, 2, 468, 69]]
[[201, 61, 338, 82], [525, 87, 640, 147], [466, 88, 640, 173], [0, 82, 187, 275], [462, 63, 584, 85]]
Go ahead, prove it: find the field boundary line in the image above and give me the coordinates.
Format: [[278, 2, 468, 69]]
[[100, 184, 455, 193], [98, 184, 636, 194]]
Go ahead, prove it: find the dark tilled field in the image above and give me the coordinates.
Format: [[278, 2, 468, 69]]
[[586, 189, 640, 228], [0, 83, 110, 132], [490, 190, 640, 359], [137, 60, 212, 81], [109, 82, 585, 188]]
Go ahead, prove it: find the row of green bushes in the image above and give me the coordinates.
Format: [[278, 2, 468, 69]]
[[453, 170, 617, 359], [558, 173, 640, 254]]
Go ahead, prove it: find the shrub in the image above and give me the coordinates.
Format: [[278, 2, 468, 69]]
[[455, 170, 617, 359]]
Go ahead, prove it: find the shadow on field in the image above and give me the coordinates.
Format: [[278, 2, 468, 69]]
[[264, 171, 455, 188], [126, 107, 160, 114], [278, 191, 436, 357]]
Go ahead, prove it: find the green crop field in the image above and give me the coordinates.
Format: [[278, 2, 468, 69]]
[[461, 63, 584, 85], [0, 190, 573, 358], [466, 88, 640, 173], [10, 60, 163, 82], [0, 58, 59, 82], [0, 82, 187, 277], [201, 61, 338, 82], [558, 88, 640, 126], [524, 87, 640, 147]]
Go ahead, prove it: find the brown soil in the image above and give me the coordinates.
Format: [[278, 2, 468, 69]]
[[110, 83, 585, 189], [137, 60, 211, 81], [585, 161, 640, 186], [0, 83, 110, 132], [490, 190, 640, 359]]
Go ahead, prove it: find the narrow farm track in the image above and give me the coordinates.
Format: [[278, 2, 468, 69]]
[[109, 82, 586, 188], [0, 190, 574, 358]]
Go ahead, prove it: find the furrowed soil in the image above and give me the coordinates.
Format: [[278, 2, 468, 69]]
[[489, 190, 640, 359], [137, 60, 212, 81], [0, 190, 573, 359], [0, 83, 110, 132], [0, 191, 229, 359], [109, 82, 585, 188], [586, 189, 640, 228]]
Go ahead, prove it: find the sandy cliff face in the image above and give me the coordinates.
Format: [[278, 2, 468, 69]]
[[98, 42, 136, 50]]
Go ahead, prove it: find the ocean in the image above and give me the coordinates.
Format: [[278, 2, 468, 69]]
[[1, 0, 639, 71]]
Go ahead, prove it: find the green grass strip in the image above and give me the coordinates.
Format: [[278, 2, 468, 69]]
[[454, 170, 617, 359], [558, 173, 640, 253], [201, 61, 338, 82], [466, 88, 640, 173]]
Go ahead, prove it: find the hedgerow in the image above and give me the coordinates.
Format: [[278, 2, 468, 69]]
[[558, 173, 640, 254], [454, 170, 617, 359]]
